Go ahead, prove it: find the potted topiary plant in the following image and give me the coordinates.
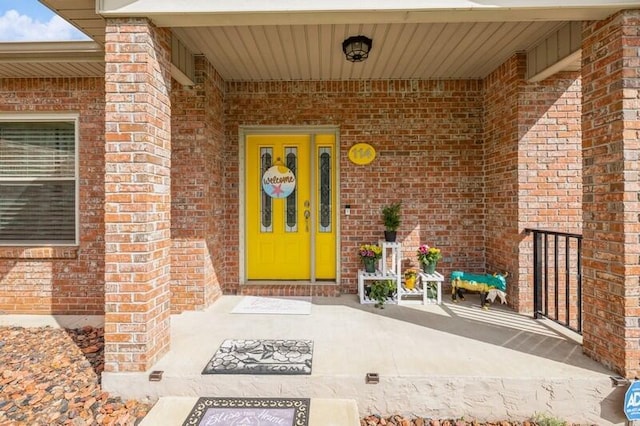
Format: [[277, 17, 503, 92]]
[[381, 202, 401, 242]]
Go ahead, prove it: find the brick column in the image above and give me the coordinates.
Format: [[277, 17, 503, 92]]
[[582, 10, 640, 377], [104, 18, 172, 372], [483, 55, 523, 309]]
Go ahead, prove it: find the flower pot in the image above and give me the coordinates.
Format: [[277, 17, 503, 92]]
[[384, 231, 397, 242], [421, 261, 437, 274], [363, 258, 376, 273], [405, 276, 416, 290]]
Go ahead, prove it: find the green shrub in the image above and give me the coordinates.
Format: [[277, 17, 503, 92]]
[[531, 413, 567, 426]]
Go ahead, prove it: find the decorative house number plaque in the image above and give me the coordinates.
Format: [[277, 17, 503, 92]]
[[348, 143, 376, 165], [262, 165, 296, 198]]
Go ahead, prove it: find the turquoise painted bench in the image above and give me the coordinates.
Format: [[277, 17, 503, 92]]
[[450, 271, 507, 309]]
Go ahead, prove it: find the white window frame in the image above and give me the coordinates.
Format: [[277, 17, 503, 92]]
[[0, 113, 80, 246]]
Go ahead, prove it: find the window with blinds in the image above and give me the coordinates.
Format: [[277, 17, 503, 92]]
[[0, 118, 78, 245]]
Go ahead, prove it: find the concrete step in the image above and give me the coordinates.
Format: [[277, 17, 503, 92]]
[[139, 397, 360, 426]]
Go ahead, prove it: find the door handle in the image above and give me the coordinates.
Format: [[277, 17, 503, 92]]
[[304, 210, 310, 232]]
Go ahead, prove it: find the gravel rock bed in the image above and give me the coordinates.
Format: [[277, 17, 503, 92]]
[[0, 326, 151, 425], [361, 416, 538, 425]]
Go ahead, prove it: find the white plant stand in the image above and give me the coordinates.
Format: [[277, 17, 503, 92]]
[[416, 271, 444, 305], [357, 242, 445, 306], [357, 270, 398, 304], [357, 241, 401, 305]]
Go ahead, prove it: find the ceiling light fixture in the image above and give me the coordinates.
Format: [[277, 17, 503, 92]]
[[342, 35, 372, 62]]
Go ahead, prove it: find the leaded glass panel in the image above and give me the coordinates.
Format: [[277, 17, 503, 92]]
[[285, 148, 297, 232], [260, 148, 272, 232], [319, 147, 331, 232]]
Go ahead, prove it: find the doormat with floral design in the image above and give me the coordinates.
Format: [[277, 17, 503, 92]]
[[202, 339, 313, 375], [182, 397, 310, 426]]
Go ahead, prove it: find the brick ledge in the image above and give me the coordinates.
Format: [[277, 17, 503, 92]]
[[0, 246, 79, 259]]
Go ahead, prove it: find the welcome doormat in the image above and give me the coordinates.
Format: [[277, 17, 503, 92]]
[[231, 296, 312, 315], [182, 397, 310, 426], [202, 339, 313, 375]]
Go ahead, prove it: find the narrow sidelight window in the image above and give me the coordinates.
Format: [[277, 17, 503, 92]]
[[319, 147, 332, 232]]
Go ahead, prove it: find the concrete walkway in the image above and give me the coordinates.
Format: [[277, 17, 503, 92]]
[[97, 294, 626, 425]]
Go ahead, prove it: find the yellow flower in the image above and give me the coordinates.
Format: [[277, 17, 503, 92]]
[[404, 268, 418, 278]]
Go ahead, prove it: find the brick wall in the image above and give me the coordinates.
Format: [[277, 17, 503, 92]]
[[225, 80, 485, 294], [582, 10, 640, 377], [484, 54, 582, 312], [104, 18, 172, 372], [0, 78, 105, 314], [170, 57, 224, 313], [0, 62, 586, 319]]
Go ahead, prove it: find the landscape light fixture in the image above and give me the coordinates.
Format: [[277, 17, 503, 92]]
[[342, 35, 372, 62]]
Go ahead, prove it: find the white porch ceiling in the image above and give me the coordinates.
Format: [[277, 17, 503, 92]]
[[173, 21, 564, 81], [2, 1, 636, 80]]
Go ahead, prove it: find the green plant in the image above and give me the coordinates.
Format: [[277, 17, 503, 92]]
[[531, 413, 567, 426], [369, 279, 396, 308], [381, 202, 401, 231]]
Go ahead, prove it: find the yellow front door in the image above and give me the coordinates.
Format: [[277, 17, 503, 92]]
[[246, 133, 336, 280]]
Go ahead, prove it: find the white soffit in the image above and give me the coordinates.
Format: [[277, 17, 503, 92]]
[[41, 0, 106, 45], [0, 41, 105, 78], [0, 41, 103, 61]]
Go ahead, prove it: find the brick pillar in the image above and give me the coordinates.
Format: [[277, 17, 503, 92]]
[[483, 55, 523, 310], [582, 10, 640, 377], [104, 18, 172, 372]]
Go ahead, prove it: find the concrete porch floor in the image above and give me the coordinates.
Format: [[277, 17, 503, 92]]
[[96, 294, 626, 425]]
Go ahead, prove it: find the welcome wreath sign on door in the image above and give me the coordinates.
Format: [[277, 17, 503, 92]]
[[262, 165, 296, 199]]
